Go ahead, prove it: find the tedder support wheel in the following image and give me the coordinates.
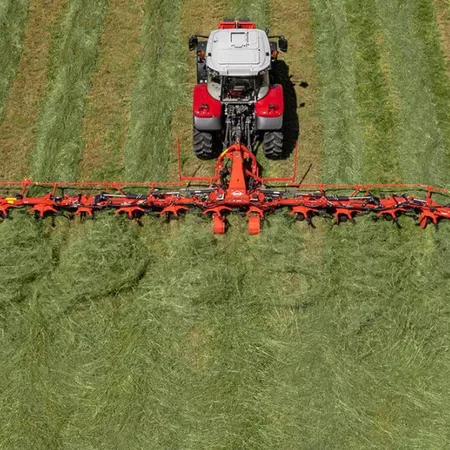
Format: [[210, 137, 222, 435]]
[[193, 128, 218, 159], [263, 131, 284, 159]]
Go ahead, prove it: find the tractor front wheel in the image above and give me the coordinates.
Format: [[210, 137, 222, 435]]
[[263, 131, 284, 159], [193, 128, 218, 159]]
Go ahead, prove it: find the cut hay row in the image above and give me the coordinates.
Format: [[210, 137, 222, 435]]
[[231, 0, 270, 29], [346, 0, 398, 183], [0, 0, 29, 124], [307, 0, 450, 446], [0, 0, 66, 181], [270, 1, 322, 182], [124, 0, 184, 181], [310, 0, 365, 184], [80, 0, 144, 181], [31, 0, 108, 181]]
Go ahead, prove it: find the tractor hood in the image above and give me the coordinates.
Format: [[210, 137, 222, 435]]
[[206, 29, 271, 76]]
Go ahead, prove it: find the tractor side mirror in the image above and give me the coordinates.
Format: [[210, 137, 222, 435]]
[[279, 37, 288, 53], [189, 35, 198, 51]]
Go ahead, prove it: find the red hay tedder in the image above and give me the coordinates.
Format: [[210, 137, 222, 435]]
[[0, 141, 450, 234]]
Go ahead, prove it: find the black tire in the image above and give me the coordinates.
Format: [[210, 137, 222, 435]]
[[263, 131, 284, 159], [193, 128, 217, 159]]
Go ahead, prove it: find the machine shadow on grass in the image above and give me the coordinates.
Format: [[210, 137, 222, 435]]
[[273, 60, 301, 158]]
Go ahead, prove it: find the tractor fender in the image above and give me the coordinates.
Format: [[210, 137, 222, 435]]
[[193, 84, 222, 131], [255, 84, 284, 130]]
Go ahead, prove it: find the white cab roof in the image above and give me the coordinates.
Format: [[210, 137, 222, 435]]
[[206, 29, 271, 76]]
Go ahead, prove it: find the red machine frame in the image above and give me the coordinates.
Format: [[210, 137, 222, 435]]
[[0, 142, 449, 234]]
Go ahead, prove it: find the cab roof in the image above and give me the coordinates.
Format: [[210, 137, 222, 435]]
[[206, 29, 271, 77]]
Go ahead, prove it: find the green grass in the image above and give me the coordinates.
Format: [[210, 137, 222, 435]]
[[231, 0, 270, 29], [347, 0, 398, 182], [310, 0, 365, 184], [31, 0, 108, 181], [2, 0, 450, 448], [124, 0, 185, 181], [377, 0, 450, 185], [0, 216, 323, 449], [0, 0, 28, 124]]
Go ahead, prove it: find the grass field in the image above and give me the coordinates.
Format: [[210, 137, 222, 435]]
[[1, 0, 450, 448]]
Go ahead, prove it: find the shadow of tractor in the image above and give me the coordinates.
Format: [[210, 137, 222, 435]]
[[272, 59, 302, 158]]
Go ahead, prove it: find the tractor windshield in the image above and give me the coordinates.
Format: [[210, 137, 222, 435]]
[[207, 71, 269, 102], [207, 71, 222, 100], [221, 73, 269, 101]]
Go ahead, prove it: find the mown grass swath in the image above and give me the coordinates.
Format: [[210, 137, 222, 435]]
[[347, 0, 397, 182], [435, 0, 450, 72], [270, 0, 323, 183], [0, 0, 29, 124], [231, 0, 270, 28], [124, 0, 185, 181], [0, 0, 67, 182], [31, 0, 108, 181], [310, 0, 365, 184], [80, 0, 144, 181], [377, 0, 450, 186]]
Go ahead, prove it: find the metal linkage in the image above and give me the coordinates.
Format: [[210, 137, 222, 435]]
[[0, 144, 449, 234]]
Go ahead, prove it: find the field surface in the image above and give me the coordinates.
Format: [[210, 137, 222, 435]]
[[1, 0, 450, 448]]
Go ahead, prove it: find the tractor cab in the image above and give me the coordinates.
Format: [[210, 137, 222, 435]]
[[189, 19, 288, 159]]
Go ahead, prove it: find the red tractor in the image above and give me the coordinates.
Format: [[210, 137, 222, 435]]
[[189, 18, 288, 159]]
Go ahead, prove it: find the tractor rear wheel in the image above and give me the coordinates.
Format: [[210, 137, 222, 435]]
[[263, 131, 284, 159], [193, 128, 217, 159]]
